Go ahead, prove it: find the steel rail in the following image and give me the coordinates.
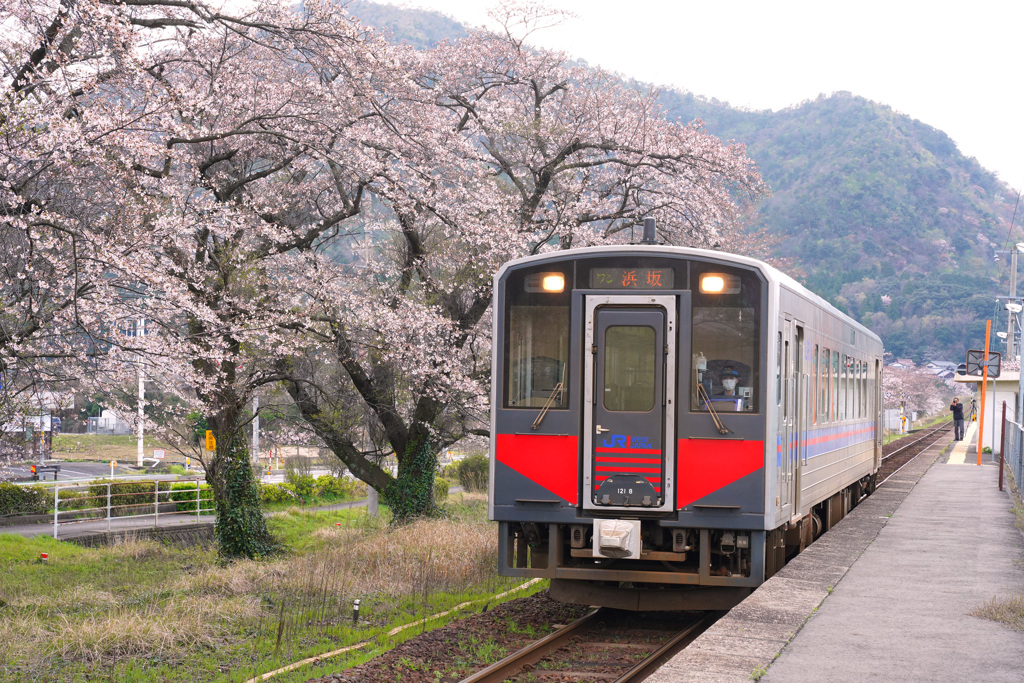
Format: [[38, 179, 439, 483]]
[[611, 611, 723, 683], [458, 609, 600, 683], [881, 420, 952, 462], [878, 424, 950, 486]]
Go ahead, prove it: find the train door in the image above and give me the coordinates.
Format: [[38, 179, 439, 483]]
[[778, 318, 803, 519], [583, 295, 676, 512]]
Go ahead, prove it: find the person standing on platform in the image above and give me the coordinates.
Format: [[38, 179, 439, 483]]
[[950, 397, 965, 440]]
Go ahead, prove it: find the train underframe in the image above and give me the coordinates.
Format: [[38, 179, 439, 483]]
[[498, 472, 877, 611]]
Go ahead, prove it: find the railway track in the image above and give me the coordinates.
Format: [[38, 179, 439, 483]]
[[454, 424, 948, 683], [460, 609, 721, 683], [878, 420, 953, 485]]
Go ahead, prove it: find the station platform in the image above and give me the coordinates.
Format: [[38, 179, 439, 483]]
[[648, 423, 1024, 682]]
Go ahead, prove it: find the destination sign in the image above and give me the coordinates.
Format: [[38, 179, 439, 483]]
[[589, 267, 674, 289]]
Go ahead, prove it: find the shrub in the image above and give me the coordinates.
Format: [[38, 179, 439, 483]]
[[0, 482, 48, 516], [455, 454, 489, 492], [313, 475, 351, 499], [434, 476, 450, 504], [56, 489, 99, 512], [284, 474, 315, 499], [88, 481, 162, 515], [260, 483, 296, 504], [169, 483, 214, 513]]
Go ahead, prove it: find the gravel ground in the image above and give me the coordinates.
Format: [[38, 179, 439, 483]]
[[307, 591, 592, 683]]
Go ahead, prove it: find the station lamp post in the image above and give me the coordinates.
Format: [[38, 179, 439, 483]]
[[1005, 243, 1024, 361]]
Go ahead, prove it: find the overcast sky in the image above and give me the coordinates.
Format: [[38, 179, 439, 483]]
[[400, 0, 1024, 194]]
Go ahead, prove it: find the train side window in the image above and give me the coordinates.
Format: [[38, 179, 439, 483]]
[[775, 333, 782, 407], [812, 344, 819, 424], [504, 268, 571, 409], [860, 360, 867, 418], [822, 348, 830, 423], [831, 351, 839, 422], [690, 265, 762, 413], [840, 354, 848, 421], [854, 360, 860, 419]]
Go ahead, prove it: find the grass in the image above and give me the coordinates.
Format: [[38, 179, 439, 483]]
[[51, 434, 177, 462], [970, 594, 1024, 631], [0, 492, 537, 682]]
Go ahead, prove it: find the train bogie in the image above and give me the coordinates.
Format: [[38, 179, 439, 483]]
[[490, 244, 883, 611]]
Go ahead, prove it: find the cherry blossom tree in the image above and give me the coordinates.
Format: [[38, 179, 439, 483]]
[[279, 3, 769, 520], [1, 0, 421, 555], [3, 0, 769, 530]]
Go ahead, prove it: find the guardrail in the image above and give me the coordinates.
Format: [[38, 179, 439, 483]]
[[999, 404, 1024, 493], [50, 478, 213, 539]]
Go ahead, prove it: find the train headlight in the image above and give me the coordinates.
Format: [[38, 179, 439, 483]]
[[699, 273, 740, 294], [525, 272, 565, 293]]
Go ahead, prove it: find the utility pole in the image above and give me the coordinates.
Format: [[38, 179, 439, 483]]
[[1008, 249, 1018, 360]]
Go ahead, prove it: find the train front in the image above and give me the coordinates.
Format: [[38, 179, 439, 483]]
[[489, 247, 771, 611]]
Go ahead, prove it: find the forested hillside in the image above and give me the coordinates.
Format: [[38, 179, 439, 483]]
[[660, 90, 1018, 363], [353, 2, 1019, 364]]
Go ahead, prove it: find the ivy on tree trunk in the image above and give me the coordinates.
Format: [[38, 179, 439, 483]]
[[383, 439, 438, 523], [211, 434, 275, 559]]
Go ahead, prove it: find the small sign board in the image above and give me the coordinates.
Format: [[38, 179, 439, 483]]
[[153, 449, 165, 460], [205, 430, 216, 451], [965, 349, 1001, 378]]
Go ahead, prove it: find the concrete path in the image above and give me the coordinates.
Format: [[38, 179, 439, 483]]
[[649, 427, 1024, 682], [762, 446, 1024, 681]]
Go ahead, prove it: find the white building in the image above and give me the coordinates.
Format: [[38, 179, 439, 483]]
[[953, 371, 1019, 454]]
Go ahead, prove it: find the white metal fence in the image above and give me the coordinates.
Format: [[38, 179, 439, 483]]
[[999, 406, 1024, 493], [51, 478, 213, 539]]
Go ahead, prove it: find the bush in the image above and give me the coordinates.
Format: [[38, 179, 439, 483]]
[[455, 454, 489, 492], [0, 483, 48, 516], [56, 489, 99, 512], [169, 483, 214, 513], [313, 474, 356, 499], [260, 483, 297, 504], [88, 480, 162, 514], [434, 476, 450, 504], [284, 474, 315, 499]]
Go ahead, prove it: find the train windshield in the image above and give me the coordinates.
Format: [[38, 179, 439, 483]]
[[690, 264, 762, 413], [504, 267, 571, 409]]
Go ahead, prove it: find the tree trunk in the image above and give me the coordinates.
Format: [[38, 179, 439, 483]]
[[382, 438, 437, 523], [209, 432, 275, 558]]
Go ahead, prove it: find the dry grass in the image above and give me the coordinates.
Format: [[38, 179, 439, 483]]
[[970, 594, 1024, 631], [0, 497, 511, 680], [15, 584, 119, 611], [186, 515, 496, 600]]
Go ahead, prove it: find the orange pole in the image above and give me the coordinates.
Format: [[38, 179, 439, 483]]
[[977, 320, 991, 466]]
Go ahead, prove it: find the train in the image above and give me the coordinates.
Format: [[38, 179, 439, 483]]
[[488, 230, 884, 611]]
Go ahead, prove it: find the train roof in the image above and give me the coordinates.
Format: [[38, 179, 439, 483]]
[[494, 245, 883, 348]]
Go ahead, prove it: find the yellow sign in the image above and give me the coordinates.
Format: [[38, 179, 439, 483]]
[[205, 430, 216, 451], [111, 460, 117, 468]]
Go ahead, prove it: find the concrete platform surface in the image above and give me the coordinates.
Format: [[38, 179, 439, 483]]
[[648, 426, 1024, 682]]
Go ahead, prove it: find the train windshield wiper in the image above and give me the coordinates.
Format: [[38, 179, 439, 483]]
[[697, 383, 731, 435], [531, 382, 564, 430]]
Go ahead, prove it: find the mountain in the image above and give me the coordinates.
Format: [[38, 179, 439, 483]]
[[659, 90, 1018, 363], [350, 2, 1019, 365]]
